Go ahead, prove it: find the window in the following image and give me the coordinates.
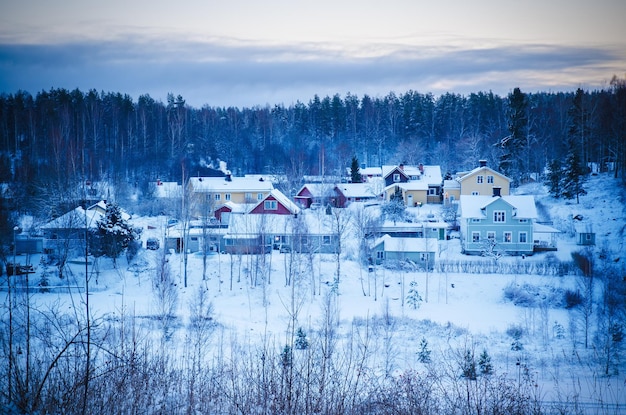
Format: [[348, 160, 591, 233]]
[[420, 253, 429, 262], [471, 191, 480, 196], [377, 251, 384, 259], [503, 232, 512, 243], [393, 173, 401, 182], [225, 239, 234, 246], [225, 193, 231, 201], [323, 235, 331, 245], [214, 194, 221, 201], [257, 193, 263, 201], [471, 218, 481, 223], [472, 232, 480, 242], [487, 231, 495, 240], [477, 175, 484, 184], [428, 187, 437, 195], [487, 175, 494, 184], [245, 193, 252, 201], [519, 219, 527, 223], [493, 211, 506, 223], [519, 232, 527, 243], [264, 200, 278, 210]]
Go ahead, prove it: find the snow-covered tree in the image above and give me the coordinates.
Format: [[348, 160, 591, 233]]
[[381, 187, 406, 225], [91, 203, 139, 260], [406, 281, 423, 310]]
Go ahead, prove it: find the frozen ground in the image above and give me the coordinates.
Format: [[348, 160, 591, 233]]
[[7, 173, 626, 410]]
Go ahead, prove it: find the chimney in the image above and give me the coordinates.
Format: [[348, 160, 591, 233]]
[[479, 159, 487, 168], [492, 186, 501, 197], [418, 163, 424, 173], [399, 163, 404, 171], [225, 173, 232, 182]]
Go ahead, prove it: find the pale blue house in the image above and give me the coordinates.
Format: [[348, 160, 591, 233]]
[[459, 195, 538, 256]]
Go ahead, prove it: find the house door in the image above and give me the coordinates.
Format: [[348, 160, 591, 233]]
[[407, 194, 413, 207]]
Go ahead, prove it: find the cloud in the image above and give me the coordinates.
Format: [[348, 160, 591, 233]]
[[1, 37, 623, 107]]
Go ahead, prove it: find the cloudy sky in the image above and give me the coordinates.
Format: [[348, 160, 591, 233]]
[[1, 0, 625, 108]]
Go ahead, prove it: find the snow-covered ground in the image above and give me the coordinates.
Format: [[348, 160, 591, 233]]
[[6, 173, 626, 412]]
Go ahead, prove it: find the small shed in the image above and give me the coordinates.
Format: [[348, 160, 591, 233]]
[[574, 223, 595, 246], [371, 234, 437, 269]]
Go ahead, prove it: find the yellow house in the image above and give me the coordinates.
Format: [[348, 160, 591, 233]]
[[444, 160, 511, 202], [187, 174, 274, 217], [383, 182, 429, 207]]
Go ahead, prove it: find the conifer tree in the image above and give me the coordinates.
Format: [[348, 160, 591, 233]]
[[92, 203, 140, 260], [499, 87, 528, 186], [562, 142, 587, 203], [545, 159, 562, 198], [478, 349, 493, 375], [350, 156, 362, 183]]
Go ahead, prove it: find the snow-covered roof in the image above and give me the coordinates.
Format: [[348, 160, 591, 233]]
[[443, 179, 461, 190], [458, 166, 510, 182], [533, 223, 561, 234], [336, 183, 381, 198], [459, 195, 538, 219], [189, 176, 274, 192], [296, 183, 336, 198], [374, 234, 438, 253], [382, 165, 442, 185], [42, 201, 129, 230], [216, 201, 249, 213], [359, 167, 382, 176], [251, 189, 301, 214], [154, 181, 182, 198], [225, 209, 338, 237], [384, 181, 429, 192]]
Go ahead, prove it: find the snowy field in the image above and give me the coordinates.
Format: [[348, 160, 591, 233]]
[[5, 173, 626, 413]]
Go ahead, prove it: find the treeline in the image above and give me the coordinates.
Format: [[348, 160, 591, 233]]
[[1, 79, 625, 214]]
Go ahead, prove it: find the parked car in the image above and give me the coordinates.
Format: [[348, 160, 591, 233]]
[[146, 238, 160, 250]]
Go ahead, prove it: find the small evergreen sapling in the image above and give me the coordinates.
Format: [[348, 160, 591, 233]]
[[295, 327, 309, 350], [478, 349, 493, 375], [417, 338, 431, 363], [406, 281, 423, 310], [461, 349, 477, 380]]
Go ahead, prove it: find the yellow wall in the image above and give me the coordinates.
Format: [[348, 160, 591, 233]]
[[460, 170, 510, 196]]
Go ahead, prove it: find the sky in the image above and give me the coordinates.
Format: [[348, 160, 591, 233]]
[[1, 0, 625, 108]]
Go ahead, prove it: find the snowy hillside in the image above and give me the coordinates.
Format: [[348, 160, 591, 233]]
[[3, 172, 625, 414]]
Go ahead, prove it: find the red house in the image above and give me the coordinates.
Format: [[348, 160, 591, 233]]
[[249, 189, 301, 215]]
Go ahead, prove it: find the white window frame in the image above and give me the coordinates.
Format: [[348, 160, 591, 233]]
[[519, 232, 527, 243], [420, 253, 429, 262], [225, 193, 231, 201], [471, 191, 479, 196], [477, 175, 484, 184], [519, 219, 528, 223], [503, 232, 512, 243], [257, 193, 263, 201], [472, 232, 480, 242], [487, 175, 494, 184], [471, 218, 481, 223], [493, 210, 506, 223], [264, 200, 278, 210], [393, 173, 401, 182], [323, 235, 331, 245], [214, 193, 221, 201], [428, 187, 437, 195], [487, 231, 495, 240]]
